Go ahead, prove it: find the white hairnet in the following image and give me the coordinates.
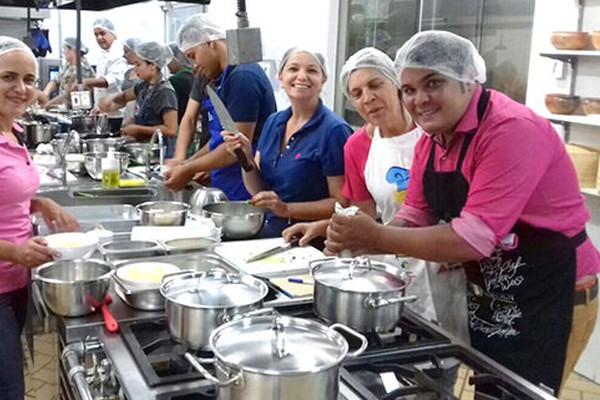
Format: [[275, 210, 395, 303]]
[[177, 14, 226, 53], [93, 18, 116, 35], [340, 47, 398, 98], [394, 31, 486, 84], [137, 41, 173, 69], [278, 47, 328, 78], [167, 42, 192, 69], [63, 37, 88, 55], [123, 37, 141, 54], [0, 36, 37, 65]]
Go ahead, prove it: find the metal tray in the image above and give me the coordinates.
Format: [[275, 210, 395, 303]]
[[161, 237, 219, 255], [35, 204, 140, 235], [99, 239, 166, 262]]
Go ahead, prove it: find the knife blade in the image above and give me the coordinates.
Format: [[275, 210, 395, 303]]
[[206, 86, 254, 172], [246, 237, 301, 263]]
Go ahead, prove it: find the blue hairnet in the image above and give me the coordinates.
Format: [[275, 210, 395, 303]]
[[177, 13, 226, 53], [136, 41, 173, 69], [167, 42, 192, 69], [93, 18, 116, 35], [340, 47, 398, 98], [394, 31, 487, 84], [63, 37, 89, 55], [278, 47, 328, 78]]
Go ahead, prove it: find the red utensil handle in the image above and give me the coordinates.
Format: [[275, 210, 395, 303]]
[[101, 304, 119, 333]]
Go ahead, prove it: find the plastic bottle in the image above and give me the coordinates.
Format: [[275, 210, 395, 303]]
[[101, 157, 120, 189]]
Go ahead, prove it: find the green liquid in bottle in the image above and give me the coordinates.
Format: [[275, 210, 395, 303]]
[[102, 170, 120, 189]]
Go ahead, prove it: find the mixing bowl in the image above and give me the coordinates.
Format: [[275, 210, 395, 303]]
[[123, 142, 160, 165], [45, 232, 99, 260], [83, 151, 130, 180], [202, 201, 265, 240], [136, 201, 190, 226], [545, 94, 580, 115]]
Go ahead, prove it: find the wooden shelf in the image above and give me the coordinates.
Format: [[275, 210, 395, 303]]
[[542, 113, 600, 127]]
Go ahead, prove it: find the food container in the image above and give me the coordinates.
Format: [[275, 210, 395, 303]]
[[82, 138, 126, 153], [24, 122, 59, 147], [310, 257, 416, 332], [582, 97, 600, 115], [202, 201, 265, 240], [83, 151, 130, 180], [545, 94, 580, 115], [160, 268, 268, 349], [33, 259, 112, 317], [550, 31, 589, 50], [136, 201, 190, 226], [44, 232, 99, 261], [99, 239, 165, 262], [185, 315, 367, 400], [162, 237, 219, 254]]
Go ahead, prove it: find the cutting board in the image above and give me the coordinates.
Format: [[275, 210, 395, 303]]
[[270, 274, 314, 297], [214, 238, 326, 277]]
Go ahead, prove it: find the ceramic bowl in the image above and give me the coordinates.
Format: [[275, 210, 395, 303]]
[[550, 31, 589, 50], [582, 98, 600, 116], [45, 232, 99, 260], [545, 94, 580, 115]]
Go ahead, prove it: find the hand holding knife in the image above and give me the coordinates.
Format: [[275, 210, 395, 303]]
[[246, 237, 301, 263]]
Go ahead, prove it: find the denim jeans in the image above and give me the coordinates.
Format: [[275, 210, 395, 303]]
[[0, 286, 28, 400]]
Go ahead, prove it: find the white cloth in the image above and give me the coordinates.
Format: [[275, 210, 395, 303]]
[[364, 126, 421, 224], [93, 40, 128, 117]]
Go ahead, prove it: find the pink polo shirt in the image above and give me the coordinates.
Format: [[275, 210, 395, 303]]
[[397, 86, 600, 279], [0, 124, 40, 294]]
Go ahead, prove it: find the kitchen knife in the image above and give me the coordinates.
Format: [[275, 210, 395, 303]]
[[206, 86, 254, 172], [246, 237, 301, 263]]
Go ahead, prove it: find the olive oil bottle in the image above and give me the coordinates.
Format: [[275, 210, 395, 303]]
[[101, 157, 120, 189]]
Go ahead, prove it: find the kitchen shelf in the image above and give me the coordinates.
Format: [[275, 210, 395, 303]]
[[542, 113, 600, 127], [581, 188, 600, 197], [540, 50, 600, 62]]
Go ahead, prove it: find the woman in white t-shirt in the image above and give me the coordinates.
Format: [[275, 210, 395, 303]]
[[283, 47, 469, 343]]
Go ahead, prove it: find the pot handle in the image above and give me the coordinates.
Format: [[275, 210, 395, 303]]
[[308, 257, 338, 275], [185, 353, 242, 387], [111, 274, 133, 295], [218, 307, 277, 325], [364, 294, 418, 309], [330, 323, 368, 358]]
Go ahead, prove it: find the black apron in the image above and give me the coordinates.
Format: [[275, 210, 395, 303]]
[[422, 88, 578, 395]]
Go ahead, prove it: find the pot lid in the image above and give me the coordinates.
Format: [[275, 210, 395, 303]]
[[311, 257, 409, 293], [160, 268, 267, 308], [210, 316, 348, 375]]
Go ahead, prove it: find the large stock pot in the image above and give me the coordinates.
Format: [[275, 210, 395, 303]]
[[310, 257, 417, 332], [185, 315, 367, 400]]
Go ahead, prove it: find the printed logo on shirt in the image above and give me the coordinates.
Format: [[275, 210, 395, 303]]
[[386, 166, 410, 204], [295, 153, 302, 159]]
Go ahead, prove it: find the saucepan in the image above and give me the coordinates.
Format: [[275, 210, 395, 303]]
[[309, 256, 417, 332], [184, 315, 368, 400]]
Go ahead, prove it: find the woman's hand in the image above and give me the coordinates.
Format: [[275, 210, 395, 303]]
[[251, 191, 289, 218], [283, 220, 328, 247], [325, 211, 381, 256], [121, 124, 140, 138], [32, 198, 80, 233], [13, 237, 60, 268], [221, 131, 253, 161], [164, 164, 194, 192]]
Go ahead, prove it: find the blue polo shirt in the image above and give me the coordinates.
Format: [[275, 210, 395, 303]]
[[257, 101, 352, 236]]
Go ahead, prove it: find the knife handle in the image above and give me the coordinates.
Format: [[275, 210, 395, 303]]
[[235, 148, 254, 172]]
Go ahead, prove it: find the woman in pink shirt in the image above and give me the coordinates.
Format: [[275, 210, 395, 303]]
[[326, 31, 599, 395], [0, 36, 78, 399]]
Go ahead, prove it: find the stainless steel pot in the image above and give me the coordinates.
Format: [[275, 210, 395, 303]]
[[185, 315, 367, 400], [160, 268, 268, 350], [189, 186, 228, 215], [82, 137, 126, 153], [136, 201, 190, 226], [24, 122, 59, 146], [310, 257, 417, 332], [70, 115, 97, 133], [33, 259, 112, 317]]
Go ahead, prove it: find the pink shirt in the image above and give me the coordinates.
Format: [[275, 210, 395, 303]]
[[342, 126, 372, 202], [0, 125, 40, 294], [396, 86, 600, 279]]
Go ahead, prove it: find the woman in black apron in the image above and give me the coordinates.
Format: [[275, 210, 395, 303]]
[[325, 31, 599, 395]]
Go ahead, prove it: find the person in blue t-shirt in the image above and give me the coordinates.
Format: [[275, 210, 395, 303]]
[[165, 14, 276, 201], [223, 48, 352, 237]]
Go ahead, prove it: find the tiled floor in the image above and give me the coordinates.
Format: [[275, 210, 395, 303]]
[[21, 332, 600, 399]]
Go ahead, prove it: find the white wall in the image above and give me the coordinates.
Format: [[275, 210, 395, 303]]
[[526, 0, 600, 384]]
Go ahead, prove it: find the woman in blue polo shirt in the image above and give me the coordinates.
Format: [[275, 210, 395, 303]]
[[223, 48, 352, 237]]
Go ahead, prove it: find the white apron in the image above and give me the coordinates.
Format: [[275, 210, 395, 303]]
[[363, 127, 470, 343]]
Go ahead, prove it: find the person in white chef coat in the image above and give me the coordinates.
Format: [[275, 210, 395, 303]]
[[83, 18, 128, 119], [282, 48, 470, 343]]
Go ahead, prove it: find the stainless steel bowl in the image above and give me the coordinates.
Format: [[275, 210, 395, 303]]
[[202, 201, 265, 240], [123, 142, 160, 165], [189, 186, 228, 215], [136, 201, 190, 226], [83, 151, 130, 180], [82, 138, 126, 153], [33, 259, 112, 317]]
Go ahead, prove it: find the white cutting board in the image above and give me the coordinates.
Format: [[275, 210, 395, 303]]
[[130, 216, 218, 242], [214, 238, 326, 277]]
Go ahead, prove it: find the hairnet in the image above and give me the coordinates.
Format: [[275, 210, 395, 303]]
[[278, 47, 328, 79], [63, 37, 88, 55], [167, 42, 192, 69], [0, 36, 37, 65], [93, 18, 116, 35], [394, 30, 486, 84], [177, 14, 226, 53], [340, 47, 398, 98], [123, 37, 141, 54], [136, 41, 173, 69]]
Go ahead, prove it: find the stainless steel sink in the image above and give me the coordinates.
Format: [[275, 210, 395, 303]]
[[35, 204, 141, 235]]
